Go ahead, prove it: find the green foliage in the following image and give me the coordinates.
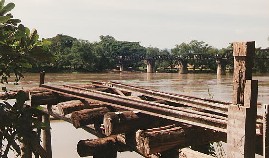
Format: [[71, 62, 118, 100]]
[[0, 0, 52, 83], [0, 91, 46, 157], [172, 40, 218, 72]]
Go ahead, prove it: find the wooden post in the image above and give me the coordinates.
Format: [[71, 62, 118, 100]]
[[39, 71, 45, 86], [263, 104, 269, 157], [227, 41, 258, 158], [42, 113, 52, 158]]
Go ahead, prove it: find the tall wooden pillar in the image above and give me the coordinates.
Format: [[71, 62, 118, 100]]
[[227, 41, 258, 158], [263, 104, 269, 157]]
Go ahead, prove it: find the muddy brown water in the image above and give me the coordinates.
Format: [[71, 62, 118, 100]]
[[3, 72, 269, 158]]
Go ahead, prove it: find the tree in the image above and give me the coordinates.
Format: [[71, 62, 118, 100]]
[[0, 0, 52, 83], [1, 1, 49, 157], [172, 40, 216, 72]]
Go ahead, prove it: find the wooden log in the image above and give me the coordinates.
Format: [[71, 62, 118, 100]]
[[103, 111, 170, 136], [136, 124, 225, 156], [77, 137, 117, 158], [30, 90, 59, 106], [57, 100, 105, 115], [71, 107, 110, 128]]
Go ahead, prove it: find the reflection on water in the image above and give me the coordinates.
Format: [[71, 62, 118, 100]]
[[3, 72, 269, 158]]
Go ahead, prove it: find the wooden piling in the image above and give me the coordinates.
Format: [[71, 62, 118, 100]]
[[263, 104, 269, 157], [42, 113, 52, 158], [39, 71, 45, 86], [227, 41, 258, 158]]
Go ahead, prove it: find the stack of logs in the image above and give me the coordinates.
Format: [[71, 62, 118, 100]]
[[0, 79, 266, 158], [23, 87, 225, 158]]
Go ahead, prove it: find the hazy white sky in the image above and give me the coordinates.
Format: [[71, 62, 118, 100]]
[[6, 0, 269, 49]]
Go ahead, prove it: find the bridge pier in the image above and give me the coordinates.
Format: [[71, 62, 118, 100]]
[[146, 59, 155, 73], [178, 60, 188, 74], [216, 58, 226, 75], [119, 64, 124, 72]]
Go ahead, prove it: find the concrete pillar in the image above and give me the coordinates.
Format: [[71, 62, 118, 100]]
[[146, 60, 155, 73], [216, 59, 226, 75], [119, 64, 124, 72], [178, 60, 188, 74], [227, 41, 257, 158]]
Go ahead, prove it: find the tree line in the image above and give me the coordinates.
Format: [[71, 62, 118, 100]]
[[30, 34, 268, 73]]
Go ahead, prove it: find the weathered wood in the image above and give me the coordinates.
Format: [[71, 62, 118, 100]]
[[57, 100, 94, 115], [42, 113, 52, 158], [232, 41, 255, 105], [42, 84, 227, 132], [263, 104, 269, 157], [39, 71, 45, 86], [179, 148, 214, 158], [159, 148, 179, 158], [77, 137, 117, 157], [30, 90, 59, 106], [103, 111, 168, 136], [136, 124, 225, 156], [227, 41, 257, 158], [71, 107, 110, 128]]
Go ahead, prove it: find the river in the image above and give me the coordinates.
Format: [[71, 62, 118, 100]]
[[4, 72, 269, 158]]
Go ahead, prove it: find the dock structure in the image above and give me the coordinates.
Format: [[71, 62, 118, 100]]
[[1, 41, 268, 158]]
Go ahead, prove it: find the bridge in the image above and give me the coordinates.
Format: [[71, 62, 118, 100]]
[[1, 41, 268, 158], [117, 48, 269, 74]]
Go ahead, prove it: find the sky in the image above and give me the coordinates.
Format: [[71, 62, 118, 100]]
[[6, 0, 269, 49]]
